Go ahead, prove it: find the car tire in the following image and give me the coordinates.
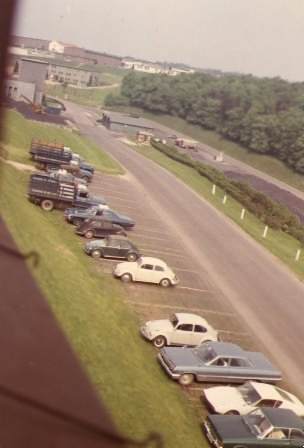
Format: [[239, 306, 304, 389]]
[[41, 199, 54, 211], [127, 253, 137, 262], [178, 373, 194, 386], [91, 249, 102, 259], [84, 230, 94, 239], [225, 410, 240, 415], [160, 278, 171, 288], [121, 273, 132, 283], [83, 176, 90, 183], [153, 335, 167, 348], [72, 218, 82, 227]]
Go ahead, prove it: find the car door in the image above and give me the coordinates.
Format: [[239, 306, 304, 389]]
[[119, 240, 132, 258], [154, 265, 166, 283], [93, 221, 104, 237], [136, 263, 154, 282], [104, 238, 121, 258], [170, 324, 194, 346], [197, 357, 231, 382], [193, 324, 209, 345]]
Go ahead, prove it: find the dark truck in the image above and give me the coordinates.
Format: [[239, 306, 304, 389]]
[[29, 139, 94, 176], [28, 173, 106, 211]]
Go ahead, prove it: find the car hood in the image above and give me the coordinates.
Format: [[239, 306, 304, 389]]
[[114, 261, 137, 271], [145, 319, 173, 333], [204, 386, 246, 413], [207, 415, 255, 441], [160, 346, 201, 369]]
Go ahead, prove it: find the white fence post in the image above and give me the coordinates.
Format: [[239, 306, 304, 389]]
[[295, 249, 301, 262], [212, 184, 216, 195], [222, 194, 227, 205], [240, 208, 246, 220], [262, 225, 268, 238]]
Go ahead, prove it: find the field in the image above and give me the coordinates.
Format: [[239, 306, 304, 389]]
[[131, 143, 304, 279], [110, 105, 304, 192], [46, 84, 121, 107], [0, 111, 206, 447], [1, 109, 123, 174]]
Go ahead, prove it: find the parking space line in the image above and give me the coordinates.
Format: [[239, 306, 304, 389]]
[[217, 329, 249, 336], [131, 233, 172, 242], [177, 286, 210, 293], [171, 267, 200, 274], [133, 227, 170, 235], [125, 300, 235, 316], [141, 249, 184, 258]]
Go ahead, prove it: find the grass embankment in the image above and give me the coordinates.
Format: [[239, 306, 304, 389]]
[[0, 114, 205, 447], [1, 110, 123, 174], [133, 143, 304, 279], [46, 84, 120, 107], [110, 105, 304, 192]]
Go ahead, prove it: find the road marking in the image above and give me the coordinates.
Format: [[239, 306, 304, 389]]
[[141, 249, 184, 258], [177, 286, 210, 293], [134, 227, 170, 235], [125, 300, 235, 316], [131, 233, 171, 242], [171, 267, 200, 274], [217, 329, 249, 336]]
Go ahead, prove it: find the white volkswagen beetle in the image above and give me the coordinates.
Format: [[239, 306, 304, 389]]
[[203, 381, 304, 417], [113, 256, 179, 287], [141, 313, 218, 348]]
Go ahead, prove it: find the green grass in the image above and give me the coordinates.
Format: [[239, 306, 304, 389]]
[[1, 110, 123, 174], [133, 143, 304, 278], [46, 84, 121, 107], [0, 162, 205, 447], [110, 106, 304, 192]]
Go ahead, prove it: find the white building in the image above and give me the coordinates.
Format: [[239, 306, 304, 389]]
[[49, 40, 77, 54], [122, 59, 195, 76]]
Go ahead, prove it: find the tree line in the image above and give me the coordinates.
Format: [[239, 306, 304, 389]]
[[106, 71, 304, 174]]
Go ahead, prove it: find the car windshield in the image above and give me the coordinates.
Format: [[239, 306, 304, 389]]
[[195, 345, 216, 363], [238, 383, 261, 405], [170, 314, 179, 328], [244, 409, 272, 438]]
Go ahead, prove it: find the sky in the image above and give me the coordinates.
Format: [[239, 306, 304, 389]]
[[13, 0, 304, 81]]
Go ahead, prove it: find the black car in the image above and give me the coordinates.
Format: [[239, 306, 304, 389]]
[[204, 407, 304, 448], [84, 236, 141, 260], [76, 218, 127, 239], [65, 206, 135, 229]]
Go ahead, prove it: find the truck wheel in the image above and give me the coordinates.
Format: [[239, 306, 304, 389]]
[[84, 230, 94, 239], [41, 199, 54, 211], [178, 373, 194, 386]]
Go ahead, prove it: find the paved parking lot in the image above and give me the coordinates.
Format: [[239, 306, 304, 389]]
[[89, 171, 266, 411]]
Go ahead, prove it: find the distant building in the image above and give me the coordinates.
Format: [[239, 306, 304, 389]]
[[19, 58, 49, 104], [48, 63, 98, 87], [49, 40, 78, 54], [10, 35, 50, 50], [122, 59, 196, 76], [4, 79, 36, 103]]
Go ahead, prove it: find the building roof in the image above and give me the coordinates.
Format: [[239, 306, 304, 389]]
[[21, 57, 49, 65]]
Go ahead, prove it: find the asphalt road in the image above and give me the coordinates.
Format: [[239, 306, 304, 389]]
[[65, 102, 304, 395]]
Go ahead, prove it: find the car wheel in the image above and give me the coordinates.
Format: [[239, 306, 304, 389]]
[[72, 218, 82, 226], [83, 176, 90, 183], [178, 373, 194, 386], [84, 230, 94, 239], [121, 273, 132, 283], [127, 253, 137, 262], [41, 199, 54, 211], [91, 249, 102, 259], [153, 335, 167, 348], [160, 278, 171, 288], [225, 410, 240, 415]]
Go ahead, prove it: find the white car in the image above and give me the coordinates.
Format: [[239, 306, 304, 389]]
[[203, 381, 304, 417], [141, 313, 218, 348], [113, 256, 179, 287]]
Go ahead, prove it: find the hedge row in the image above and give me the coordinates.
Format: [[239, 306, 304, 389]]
[[151, 139, 304, 244]]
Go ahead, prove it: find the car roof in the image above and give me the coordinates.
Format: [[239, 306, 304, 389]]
[[205, 342, 244, 357], [139, 257, 167, 266], [174, 313, 210, 326], [249, 382, 291, 402], [260, 407, 304, 430]]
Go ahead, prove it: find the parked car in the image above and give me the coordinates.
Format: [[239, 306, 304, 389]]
[[113, 256, 179, 287], [64, 206, 135, 229], [72, 194, 107, 209], [76, 219, 127, 239], [84, 236, 141, 261], [157, 341, 282, 386], [204, 407, 304, 448], [141, 313, 218, 348], [64, 205, 109, 226], [203, 381, 304, 417]]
